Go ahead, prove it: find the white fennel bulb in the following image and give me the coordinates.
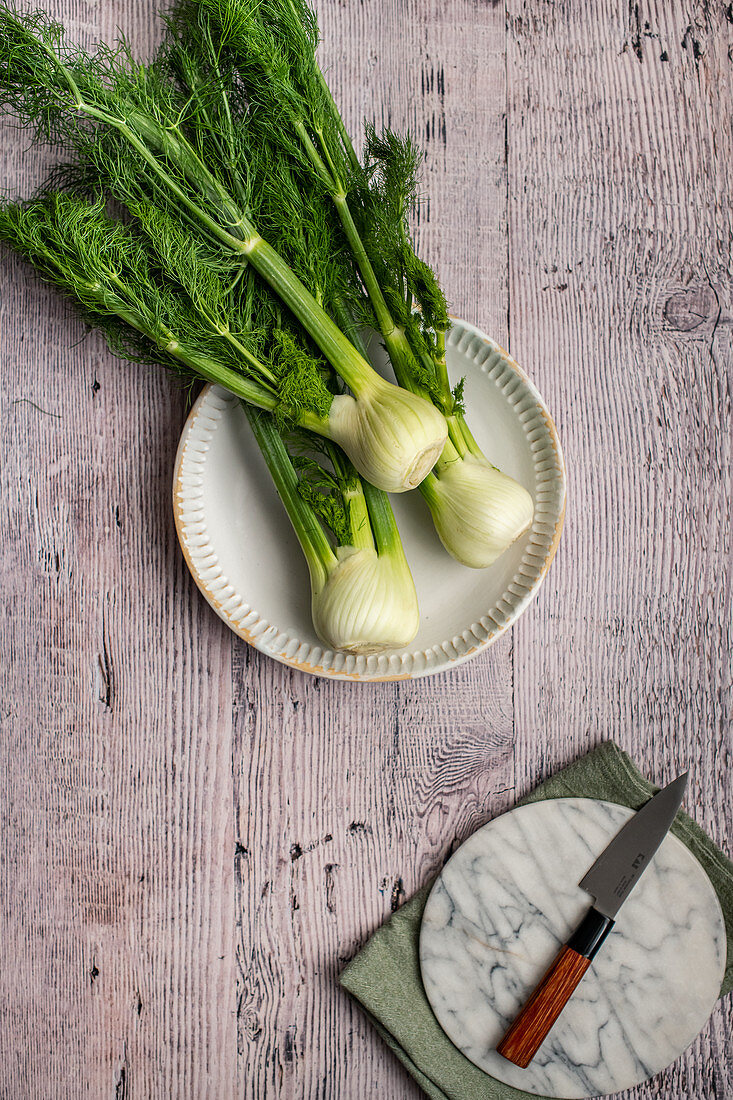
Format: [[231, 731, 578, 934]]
[[423, 453, 534, 568], [311, 545, 419, 654], [246, 406, 420, 655], [326, 376, 447, 493]]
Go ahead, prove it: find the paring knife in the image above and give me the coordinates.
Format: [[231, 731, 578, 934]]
[[496, 773, 689, 1069]]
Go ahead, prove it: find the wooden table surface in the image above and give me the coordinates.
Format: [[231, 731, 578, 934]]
[[0, 2, 730, 1097]]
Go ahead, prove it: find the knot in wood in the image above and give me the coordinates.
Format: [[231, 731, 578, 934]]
[[662, 286, 717, 332]]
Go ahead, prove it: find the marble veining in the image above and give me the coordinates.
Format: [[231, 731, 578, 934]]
[[419, 798, 726, 1098]]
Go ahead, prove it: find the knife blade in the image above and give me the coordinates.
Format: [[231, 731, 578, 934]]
[[496, 773, 688, 1069]]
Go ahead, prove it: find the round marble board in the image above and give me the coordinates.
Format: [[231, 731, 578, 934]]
[[419, 798, 726, 1099]]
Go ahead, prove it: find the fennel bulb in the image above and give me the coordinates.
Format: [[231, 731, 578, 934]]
[[326, 376, 447, 494], [311, 544, 419, 654], [421, 453, 534, 568], [245, 408, 419, 654]]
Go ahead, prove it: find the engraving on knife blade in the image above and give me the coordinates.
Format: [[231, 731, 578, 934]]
[[613, 854, 645, 898]]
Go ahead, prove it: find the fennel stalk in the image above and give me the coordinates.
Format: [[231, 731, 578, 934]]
[[245, 410, 419, 653], [0, 2, 446, 492], [164, 0, 534, 566]]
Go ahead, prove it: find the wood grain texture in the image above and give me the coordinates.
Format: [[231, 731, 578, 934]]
[[0, 2, 729, 1099], [508, 3, 732, 1096], [231, 4, 514, 1096], [0, 5, 236, 1099]]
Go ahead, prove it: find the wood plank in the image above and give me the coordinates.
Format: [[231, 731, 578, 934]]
[[232, 648, 516, 1097], [232, 2, 515, 1096], [0, 0, 729, 1096], [508, 2, 732, 1096], [0, 3, 236, 1097]]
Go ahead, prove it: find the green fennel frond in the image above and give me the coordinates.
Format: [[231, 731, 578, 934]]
[[451, 377, 466, 416], [127, 199, 232, 321], [0, 191, 332, 418], [271, 327, 332, 427], [291, 459, 352, 548]]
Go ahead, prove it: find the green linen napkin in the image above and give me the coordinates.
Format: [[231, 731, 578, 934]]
[[340, 742, 733, 1100]]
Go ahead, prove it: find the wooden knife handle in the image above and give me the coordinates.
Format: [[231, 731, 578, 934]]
[[496, 946, 592, 1068]]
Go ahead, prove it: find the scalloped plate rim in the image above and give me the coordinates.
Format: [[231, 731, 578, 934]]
[[172, 317, 566, 681]]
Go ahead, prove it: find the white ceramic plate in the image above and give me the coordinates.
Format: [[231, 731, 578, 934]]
[[173, 318, 565, 680]]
